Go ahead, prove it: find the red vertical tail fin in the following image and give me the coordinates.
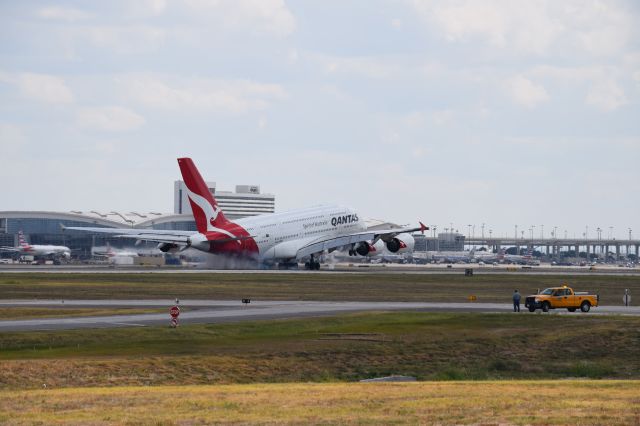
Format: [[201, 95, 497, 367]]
[[177, 158, 230, 234], [18, 231, 29, 248]]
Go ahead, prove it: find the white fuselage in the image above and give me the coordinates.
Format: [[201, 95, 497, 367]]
[[190, 204, 366, 261], [20, 245, 71, 258], [241, 204, 365, 260]]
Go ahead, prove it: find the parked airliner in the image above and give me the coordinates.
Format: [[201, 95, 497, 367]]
[[92, 243, 139, 259], [66, 158, 426, 269], [0, 231, 71, 259]]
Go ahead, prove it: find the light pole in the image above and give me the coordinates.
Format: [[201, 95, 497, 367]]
[[553, 226, 558, 239], [515, 225, 518, 242], [630, 228, 633, 240], [432, 226, 438, 251], [585, 225, 589, 240], [609, 226, 613, 239], [481, 223, 485, 240], [531, 225, 536, 240], [540, 224, 544, 239]]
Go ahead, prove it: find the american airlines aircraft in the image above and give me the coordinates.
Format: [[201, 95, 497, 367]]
[[66, 158, 427, 269], [0, 231, 71, 259]]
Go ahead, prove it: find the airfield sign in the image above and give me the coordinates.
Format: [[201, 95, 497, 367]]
[[170, 306, 180, 318], [170, 305, 180, 327]]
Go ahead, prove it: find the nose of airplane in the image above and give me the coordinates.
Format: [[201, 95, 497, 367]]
[[64, 251, 71, 258]]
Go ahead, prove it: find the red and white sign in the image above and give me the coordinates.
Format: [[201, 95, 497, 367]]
[[171, 317, 178, 327], [169, 306, 180, 318]]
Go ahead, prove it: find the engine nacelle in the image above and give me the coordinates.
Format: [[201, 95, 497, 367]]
[[355, 242, 373, 256], [385, 233, 415, 254], [157, 242, 179, 253]]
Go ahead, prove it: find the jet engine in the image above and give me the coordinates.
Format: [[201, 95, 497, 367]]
[[157, 242, 180, 253], [349, 240, 384, 256], [354, 241, 373, 256], [384, 233, 415, 254]]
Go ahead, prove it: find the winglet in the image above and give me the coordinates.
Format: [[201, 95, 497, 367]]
[[419, 221, 429, 234]]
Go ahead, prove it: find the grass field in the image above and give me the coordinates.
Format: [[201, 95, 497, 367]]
[[2, 312, 639, 389], [2, 307, 166, 320], [0, 381, 638, 425], [1, 272, 638, 304]]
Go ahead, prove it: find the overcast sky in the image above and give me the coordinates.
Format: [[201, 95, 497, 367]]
[[1, 1, 638, 239]]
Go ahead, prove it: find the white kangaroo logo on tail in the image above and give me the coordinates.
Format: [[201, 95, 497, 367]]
[[185, 187, 239, 242]]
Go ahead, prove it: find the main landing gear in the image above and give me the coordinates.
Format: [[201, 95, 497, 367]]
[[305, 254, 321, 270]]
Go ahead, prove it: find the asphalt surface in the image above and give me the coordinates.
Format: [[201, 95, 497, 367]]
[[1, 299, 638, 332], [1, 265, 639, 276]]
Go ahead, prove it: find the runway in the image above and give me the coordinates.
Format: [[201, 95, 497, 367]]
[[1, 264, 639, 276], [1, 299, 638, 332]]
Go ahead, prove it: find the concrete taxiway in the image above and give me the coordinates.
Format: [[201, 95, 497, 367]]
[[1, 262, 639, 275], [1, 299, 638, 332]]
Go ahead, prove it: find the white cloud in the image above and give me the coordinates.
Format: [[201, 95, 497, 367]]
[[506, 75, 549, 108], [125, 0, 167, 17], [313, 53, 410, 79], [411, 0, 633, 55], [431, 109, 454, 125], [0, 73, 75, 104], [530, 65, 629, 110], [182, 0, 296, 37], [84, 26, 166, 54], [118, 74, 287, 114], [403, 109, 454, 127], [586, 79, 627, 111], [77, 106, 146, 131], [37, 6, 93, 21]]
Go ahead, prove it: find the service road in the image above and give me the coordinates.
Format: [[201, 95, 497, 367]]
[[0, 299, 638, 332]]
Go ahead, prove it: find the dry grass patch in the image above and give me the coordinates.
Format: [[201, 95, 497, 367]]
[[1, 313, 639, 389], [0, 381, 638, 425]]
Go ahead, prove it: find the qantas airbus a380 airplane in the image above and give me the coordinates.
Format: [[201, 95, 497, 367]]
[[67, 158, 427, 269]]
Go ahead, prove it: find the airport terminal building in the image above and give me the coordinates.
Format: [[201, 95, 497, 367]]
[[0, 181, 277, 258], [0, 211, 197, 258]]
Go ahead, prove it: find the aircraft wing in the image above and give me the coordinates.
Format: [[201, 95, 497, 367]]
[[63, 226, 194, 245], [0, 247, 20, 252], [296, 222, 428, 260], [296, 232, 377, 259]]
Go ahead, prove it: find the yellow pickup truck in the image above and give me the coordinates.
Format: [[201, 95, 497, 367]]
[[524, 286, 599, 313]]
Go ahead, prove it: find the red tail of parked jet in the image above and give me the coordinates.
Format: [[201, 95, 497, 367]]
[[18, 231, 30, 249]]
